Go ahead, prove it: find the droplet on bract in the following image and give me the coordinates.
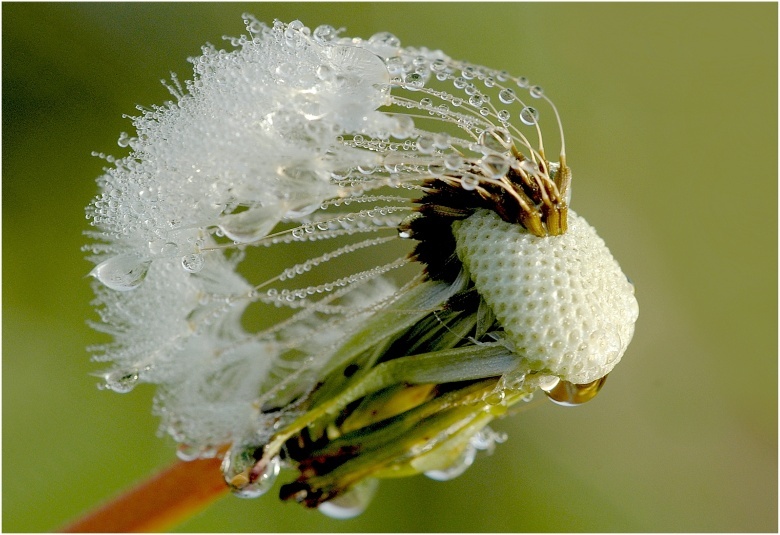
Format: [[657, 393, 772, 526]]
[[318, 478, 379, 519], [222, 444, 280, 499], [424, 443, 477, 481], [541, 375, 608, 406], [90, 255, 152, 291]]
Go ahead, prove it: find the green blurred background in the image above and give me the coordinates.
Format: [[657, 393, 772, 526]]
[[3, 2, 776, 532]]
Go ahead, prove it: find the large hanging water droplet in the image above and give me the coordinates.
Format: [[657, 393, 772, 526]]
[[318, 478, 379, 519], [102, 369, 139, 393], [542, 375, 608, 406], [217, 206, 283, 244], [90, 255, 152, 291], [424, 443, 477, 481], [222, 445, 280, 499]]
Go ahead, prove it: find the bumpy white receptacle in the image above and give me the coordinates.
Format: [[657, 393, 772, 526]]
[[453, 209, 638, 384]]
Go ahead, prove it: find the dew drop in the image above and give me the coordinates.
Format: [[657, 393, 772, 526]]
[[485, 390, 505, 405], [444, 153, 464, 170], [427, 162, 445, 176], [181, 253, 205, 273], [424, 443, 477, 481], [404, 72, 424, 90], [103, 369, 139, 393], [520, 106, 540, 125], [218, 206, 282, 243], [416, 135, 435, 154], [498, 88, 516, 104], [460, 176, 480, 191], [542, 375, 608, 406], [90, 255, 152, 291], [176, 443, 203, 461], [368, 31, 401, 48], [312, 24, 337, 43], [392, 115, 415, 138], [478, 126, 513, 154], [529, 85, 544, 98], [117, 132, 131, 148], [222, 445, 280, 499], [479, 154, 510, 179], [497, 109, 511, 123], [316, 64, 334, 81], [318, 478, 379, 519]]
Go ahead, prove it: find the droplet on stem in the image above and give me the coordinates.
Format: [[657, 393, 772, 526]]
[[424, 443, 477, 481], [221, 444, 280, 499]]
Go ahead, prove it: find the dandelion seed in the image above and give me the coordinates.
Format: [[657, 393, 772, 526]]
[[85, 16, 638, 517]]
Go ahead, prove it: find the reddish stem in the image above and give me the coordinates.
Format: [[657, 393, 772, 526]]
[[59, 457, 229, 533]]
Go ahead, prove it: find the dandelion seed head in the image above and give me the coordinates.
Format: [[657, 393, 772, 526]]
[[85, 16, 636, 488]]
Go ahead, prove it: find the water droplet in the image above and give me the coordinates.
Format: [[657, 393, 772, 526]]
[[427, 162, 445, 176], [424, 443, 477, 481], [479, 154, 510, 179], [404, 72, 424, 90], [520, 106, 540, 125], [176, 443, 203, 461], [542, 375, 608, 406], [416, 135, 435, 154], [369, 31, 401, 48], [431, 59, 447, 72], [312, 24, 337, 43], [392, 115, 415, 138], [316, 64, 334, 81], [103, 369, 139, 393], [181, 253, 205, 273], [529, 85, 544, 98], [468, 94, 484, 107], [485, 390, 505, 405], [318, 478, 379, 519], [222, 445, 280, 499], [478, 126, 513, 154], [497, 109, 511, 123], [516, 76, 529, 88], [90, 255, 152, 291], [498, 88, 516, 104], [444, 153, 464, 170], [117, 132, 131, 148], [461, 176, 480, 191]]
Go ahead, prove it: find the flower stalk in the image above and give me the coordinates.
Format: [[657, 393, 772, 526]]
[[59, 457, 227, 533]]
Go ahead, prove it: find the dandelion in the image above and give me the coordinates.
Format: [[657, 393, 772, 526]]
[[81, 16, 638, 526]]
